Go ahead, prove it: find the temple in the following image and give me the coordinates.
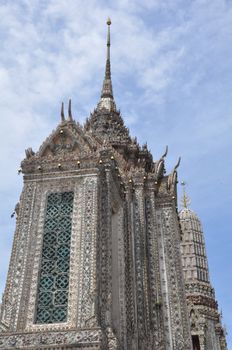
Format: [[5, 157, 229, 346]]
[[0, 19, 227, 350]]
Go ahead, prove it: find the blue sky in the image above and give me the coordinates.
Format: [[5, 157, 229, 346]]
[[0, 0, 231, 346]]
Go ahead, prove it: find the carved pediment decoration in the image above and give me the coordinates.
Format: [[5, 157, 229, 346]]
[[41, 131, 80, 157], [38, 122, 98, 159]]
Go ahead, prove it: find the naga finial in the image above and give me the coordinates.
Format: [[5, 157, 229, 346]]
[[167, 157, 181, 191], [61, 102, 65, 122], [68, 99, 73, 121], [174, 156, 181, 170], [162, 145, 168, 158]]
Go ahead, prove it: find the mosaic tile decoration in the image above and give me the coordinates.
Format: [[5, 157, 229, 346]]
[[35, 192, 74, 324]]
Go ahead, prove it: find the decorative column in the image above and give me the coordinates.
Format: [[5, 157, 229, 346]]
[[132, 174, 149, 350]]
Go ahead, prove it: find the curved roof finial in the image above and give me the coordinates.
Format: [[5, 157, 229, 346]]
[[162, 145, 168, 158], [174, 156, 181, 171], [68, 99, 73, 121], [61, 102, 65, 122], [180, 181, 191, 209]]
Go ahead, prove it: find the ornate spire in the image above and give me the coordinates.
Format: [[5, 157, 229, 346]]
[[97, 18, 117, 111], [180, 181, 191, 209], [86, 18, 130, 145]]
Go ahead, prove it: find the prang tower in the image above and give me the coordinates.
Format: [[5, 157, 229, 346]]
[[0, 20, 226, 350], [179, 185, 227, 350]]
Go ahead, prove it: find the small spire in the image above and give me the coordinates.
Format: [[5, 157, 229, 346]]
[[68, 99, 73, 121], [61, 102, 65, 122], [180, 181, 191, 209], [96, 18, 117, 111], [101, 18, 113, 99]]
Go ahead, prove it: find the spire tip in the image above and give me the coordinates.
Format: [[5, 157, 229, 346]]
[[180, 181, 191, 209], [96, 17, 116, 111]]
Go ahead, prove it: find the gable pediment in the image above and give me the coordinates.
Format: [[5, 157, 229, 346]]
[[38, 121, 97, 159]]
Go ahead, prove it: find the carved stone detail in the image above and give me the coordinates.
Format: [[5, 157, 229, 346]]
[[106, 327, 119, 350], [20, 174, 99, 332], [77, 177, 98, 327], [0, 183, 36, 332], [157, 205, 192, 350], [0, 329, 102, 349], [145, 194, 165, 349], [132, 186, 148, 347]]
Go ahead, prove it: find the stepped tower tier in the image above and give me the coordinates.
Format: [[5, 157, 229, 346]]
[[179, 183, 227, 350]]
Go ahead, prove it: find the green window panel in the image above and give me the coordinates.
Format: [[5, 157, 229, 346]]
[[35, 192, 74, 324]]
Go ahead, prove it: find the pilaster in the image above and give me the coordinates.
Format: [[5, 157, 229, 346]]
[[132, 177, 149, 349], [156, 199, 192, 350]]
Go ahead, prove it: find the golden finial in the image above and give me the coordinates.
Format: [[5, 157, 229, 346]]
[[107, 17, 111, 25], [180, 181, 191, 209]]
